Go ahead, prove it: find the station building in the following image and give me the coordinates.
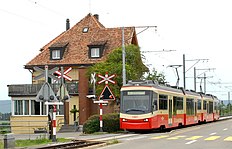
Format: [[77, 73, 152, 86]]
[[7, 13, 139, 134]]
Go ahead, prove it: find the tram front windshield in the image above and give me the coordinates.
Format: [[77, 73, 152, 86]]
[[121, 90, 152, 114]]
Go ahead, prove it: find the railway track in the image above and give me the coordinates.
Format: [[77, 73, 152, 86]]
[[34, 140, 105, 149]]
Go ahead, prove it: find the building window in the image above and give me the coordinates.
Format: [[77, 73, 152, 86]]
[[88, 41, 107, 59], [24, 100, 29, 115], [58, 105, 64, 115], [31, 100, 40, 115], [14, 100, 23, 115], [12, 99, 64, 116], [49, 42, 68, 60], [42, 102, 47, 115], [90, 48, 100, 58], [83, 27, 89, 33], [52, 50, 61, 59]]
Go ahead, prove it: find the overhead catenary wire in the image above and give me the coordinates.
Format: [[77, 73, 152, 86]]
[[27, 0, 67, 18]]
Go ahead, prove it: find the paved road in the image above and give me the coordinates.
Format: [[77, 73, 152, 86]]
[[100, 119, 232, 149], [1, 117, 232, 149]]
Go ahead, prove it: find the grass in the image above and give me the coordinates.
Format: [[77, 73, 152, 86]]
[[106, 139, 120, 145], [0, 136, 72, 148], [80, 131, 108, 136], [0, 140, 3, 149]]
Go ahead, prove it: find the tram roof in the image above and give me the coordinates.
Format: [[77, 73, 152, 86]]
[[125, 80, 218, 100]]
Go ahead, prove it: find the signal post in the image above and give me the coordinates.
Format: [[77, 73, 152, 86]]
[[34, 65, 68, 142], [93, 72, 116, 132]]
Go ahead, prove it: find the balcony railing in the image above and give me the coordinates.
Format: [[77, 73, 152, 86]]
[[8, 83, 78, 96]]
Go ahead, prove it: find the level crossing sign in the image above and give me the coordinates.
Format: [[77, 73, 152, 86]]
[[97, 72, 116, 85], [33, 66, 59, 81], [94, 72, 116, 132], [35, 82, 58, 102], [54, 67, 72, 81], [99, 85, 115, 100], [97, 72, 116, 101]]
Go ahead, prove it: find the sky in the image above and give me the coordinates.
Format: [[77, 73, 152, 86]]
[[1, 0, 232, 101]]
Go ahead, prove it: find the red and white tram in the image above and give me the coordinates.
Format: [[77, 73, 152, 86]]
[[120, 80, 220, 130]]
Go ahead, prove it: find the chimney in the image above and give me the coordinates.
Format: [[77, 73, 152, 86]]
[[93, 14, 99, 20], [66, 18, 70, 31]]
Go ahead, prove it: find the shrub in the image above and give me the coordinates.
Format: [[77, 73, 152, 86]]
[[83, 113, 120, 134], [102, 113, 120, 133], [83, 115, 100, 134]]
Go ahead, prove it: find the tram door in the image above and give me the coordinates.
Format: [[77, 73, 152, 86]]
[[194, 101, 197, 122], [168, 98, 173, 126]]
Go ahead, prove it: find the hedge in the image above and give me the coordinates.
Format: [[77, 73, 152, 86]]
[[83, 113, 120, 134]]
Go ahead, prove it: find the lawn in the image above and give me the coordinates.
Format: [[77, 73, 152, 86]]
[[0, 137, 72, 148]]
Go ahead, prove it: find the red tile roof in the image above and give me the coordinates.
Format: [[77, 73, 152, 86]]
[[25, 13, 138, 69]]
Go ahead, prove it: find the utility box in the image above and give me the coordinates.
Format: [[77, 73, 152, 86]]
[[4, 133, 15, 149]]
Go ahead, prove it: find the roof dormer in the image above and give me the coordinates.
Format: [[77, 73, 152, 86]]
[[88, 41, 107, 59], [49, 42, 68, 60]]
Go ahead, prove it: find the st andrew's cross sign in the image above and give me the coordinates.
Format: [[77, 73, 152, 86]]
[[97, 72, 116, 101]]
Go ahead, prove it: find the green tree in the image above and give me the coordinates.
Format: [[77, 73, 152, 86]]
[[143, 68, 166, 84], [87, 44, 149, 99]]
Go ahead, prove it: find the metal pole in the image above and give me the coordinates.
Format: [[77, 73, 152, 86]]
[[99, 102, 103, 132], [122, 27, 126, 85], [61, 67, 64, 84], [52, 105, 57, 142], [93, 73, 96, 97], [228, 92, 230, 115], [45, 65, 48, 83], [183, 54, 186, 89], [61, 67, 67, 125], [194, 67, 196, 91], [204, 73, 206, 93]]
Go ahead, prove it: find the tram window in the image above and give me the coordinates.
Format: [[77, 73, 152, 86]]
[[153, 93, 158, 111], [173, 96, 183, 115], [173, 96, 183, 109], [186, 98, 194, 115], [209, 101, 213, 114], [203, 100, 207, 110], [159, 94, 168, 110], [121, 90, 151, 114], [214, 102, 218, 112], [197, 99, 201, 110]]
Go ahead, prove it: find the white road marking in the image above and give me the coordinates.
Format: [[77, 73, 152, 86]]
[[185, 140, 197, 145], [91, 134, 138, 141], [125, 135, 147, 141], [223, 128, 228, 131], [210, 132, 217, 135]]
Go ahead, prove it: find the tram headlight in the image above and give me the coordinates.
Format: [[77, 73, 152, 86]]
[[122, 119, 127, 122], [144, 118, 149, 122]]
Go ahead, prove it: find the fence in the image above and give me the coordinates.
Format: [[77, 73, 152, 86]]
[[0, 121, 11, 134], [0, 119, 64, 134]]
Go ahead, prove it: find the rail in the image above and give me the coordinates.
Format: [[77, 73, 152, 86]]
[[34, 140, 105, 149]]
